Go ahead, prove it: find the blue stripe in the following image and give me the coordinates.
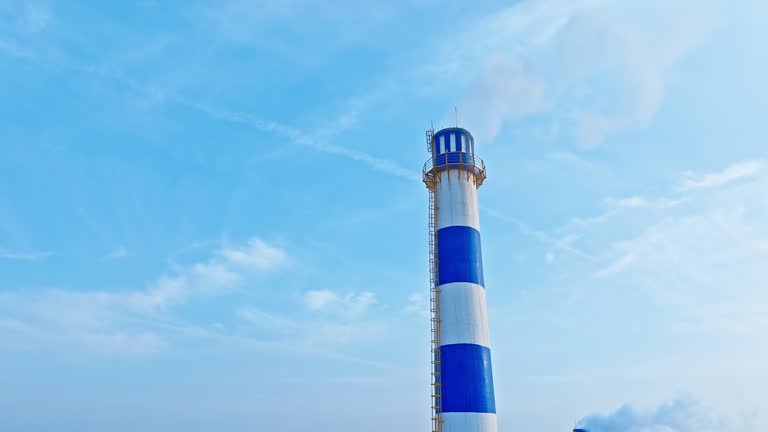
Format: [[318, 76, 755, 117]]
[[440, 343, 496, 413], [437, 226, 484, 286]]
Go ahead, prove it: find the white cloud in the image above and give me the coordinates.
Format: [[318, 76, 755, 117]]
[[101, 246, 128, 261], [0, 237, 289, 354], [343, 292, 376, 316], [128, 276, 187, 310], [191, 261, 243, 287], [678, 160, 764, 192], [402, 292, 428, 317], [612, 196, 650, 208], [215, 238, 288, 271], [305, 290, 339, 311], [304, 290, 376, 317], [179, 237, 288, 297], [0, 248, 52, 261], [610, 196, 685, 209], [126, 237, 288, 311], [0, 289, 167, 355]]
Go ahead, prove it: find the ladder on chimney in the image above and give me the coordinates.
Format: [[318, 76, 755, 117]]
[[426, 128, 443, 432]]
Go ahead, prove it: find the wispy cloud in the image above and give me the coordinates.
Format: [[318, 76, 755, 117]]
[[0, 248, 53, 261], [137, 237, 289, 309], [237, 307, 394, 354], [0, 1, 52, 61], [0, 37, 35, 59], [101, 246, 128, 261], [594, 205, 768, 280], [608, 195, 686, 209], [1, 34, 419, 184], [215, 238, 288, 272], [19, 1, 52, 33], [673, 305, 768, 339], [0, 237, 289, 354], [198, 0, 303, 44], [0, 0, 52, 34], [237, 305, 386, 347], [678, 160, 764, 192], [588, 159, 768, 278], [236, 307, 299, 335], [594, 253, 634, 278], [183, 102, 421, 182], [0, 289, 167, 355], [304, 290, 376, 317], [563, 195, 686, 234], [588, 172, 768, 367], [304, 290, 340, 311], [236, 289, 427, 350], [559, 160, 761, 236], [483, 206, 596, 261], [401, 292, 428, 317]]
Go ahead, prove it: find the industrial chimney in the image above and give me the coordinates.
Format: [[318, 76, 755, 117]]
[[423, 127, 496, 432]]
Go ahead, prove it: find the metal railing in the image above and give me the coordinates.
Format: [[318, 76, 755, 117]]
[[423, 152, 487, 189]]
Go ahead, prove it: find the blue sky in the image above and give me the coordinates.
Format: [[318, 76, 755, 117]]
[[1, 0, 767, 431]]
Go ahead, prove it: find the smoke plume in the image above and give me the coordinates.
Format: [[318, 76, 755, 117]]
[[575, 399, 726, 432]]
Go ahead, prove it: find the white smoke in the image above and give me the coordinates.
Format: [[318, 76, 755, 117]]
[[443, 0, 725, 146], [575, 399, 727, 432]]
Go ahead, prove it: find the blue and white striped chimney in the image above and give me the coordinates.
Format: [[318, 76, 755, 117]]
[[424, 127, 496, 432]]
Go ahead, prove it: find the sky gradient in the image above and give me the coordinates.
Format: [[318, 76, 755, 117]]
[[1, 1, 767, 431]]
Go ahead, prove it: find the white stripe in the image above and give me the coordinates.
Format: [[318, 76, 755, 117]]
[[439, 282, 490, 347], [442, 412, 497, 432], [436, 170, 480, 230]]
